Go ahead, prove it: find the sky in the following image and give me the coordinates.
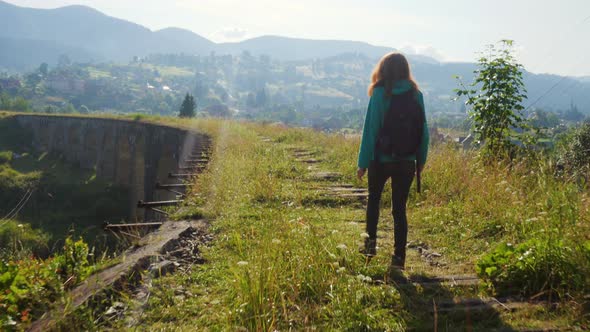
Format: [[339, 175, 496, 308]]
[[5, 0, 590, 76]]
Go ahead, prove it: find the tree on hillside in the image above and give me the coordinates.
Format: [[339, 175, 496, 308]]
[[179, 93, 196, 118], [255, 88, 267, 107], [39, 63, 49, 76], [57, 54, 71, 67], [455, 40, 529, 158]]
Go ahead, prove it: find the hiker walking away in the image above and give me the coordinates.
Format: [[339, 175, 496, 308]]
[[357, 52, 429, 269]]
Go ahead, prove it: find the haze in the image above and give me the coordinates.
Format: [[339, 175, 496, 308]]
[[4, 0, 590, 76]]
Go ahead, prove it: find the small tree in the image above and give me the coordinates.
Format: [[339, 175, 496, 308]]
[[558, 123, 590, 178], [39, 63, 49, 76], [179, 93, 196, 118], [456, 40, 528, 158]]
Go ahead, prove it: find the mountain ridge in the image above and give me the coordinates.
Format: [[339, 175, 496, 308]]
[[0, 0, 412, 67], [0, 0, 588, 112]]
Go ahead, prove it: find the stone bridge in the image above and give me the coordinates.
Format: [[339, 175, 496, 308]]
[[14, 115, 210, 220]]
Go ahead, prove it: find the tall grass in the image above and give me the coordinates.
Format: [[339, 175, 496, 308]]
[[3, 113, 585, 329], [140, 119, 588, 330]]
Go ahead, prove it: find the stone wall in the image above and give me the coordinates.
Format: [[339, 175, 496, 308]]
[[14, 115, 209, 220]]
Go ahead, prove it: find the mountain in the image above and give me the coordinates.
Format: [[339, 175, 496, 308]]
[[412, 61, 590, 112], [0, 37, 99, 69], [153, 28, 216, 54], [0, 1, 410, 68], [0, 1, 588, 113], [219, 35, 395, 61], [0, 1, 155, 62]]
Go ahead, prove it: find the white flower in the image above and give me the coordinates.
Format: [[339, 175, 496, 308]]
[[272, 239, 281, 244], [356, 274, 372, 282], [360, 233, 370, 239], [237, 261, 249, 266], [336, 244, 347, 250]]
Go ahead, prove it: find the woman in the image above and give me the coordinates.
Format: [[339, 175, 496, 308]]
[[357, 52, 429, 269]]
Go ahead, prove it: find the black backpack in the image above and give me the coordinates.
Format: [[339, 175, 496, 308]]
[[375, 89, 424, 159]]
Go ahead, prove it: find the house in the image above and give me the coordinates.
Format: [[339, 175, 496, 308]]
[[47, 76, 86, 94], [454, 134, 474, 149], [429, 126, 445, 144], [0, 78, 21, 93]]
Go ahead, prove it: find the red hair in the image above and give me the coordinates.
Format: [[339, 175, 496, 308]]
[[368, 52, 418, 97]]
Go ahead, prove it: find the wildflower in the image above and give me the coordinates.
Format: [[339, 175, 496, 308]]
[[336, 244, 347, 250], [237, 261, 249, 266], [337, 267, 346, 274], [360, 233, 370, 239], [356, 274, 372, 282], [272, 239, 281, 244]]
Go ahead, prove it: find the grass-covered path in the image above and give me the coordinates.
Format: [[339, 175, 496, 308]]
[[125, 120, 586, 331]]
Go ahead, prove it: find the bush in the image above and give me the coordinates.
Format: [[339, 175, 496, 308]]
[[0, 151, 12, 164], [55, 236, 91, 286], [455, 40, 529, 159], [0, 221, 49, 260], [0, 257, 63, 328], [476, 238, 588, 298], [0, 236, 92, 329], [557, 123, 590, 178]]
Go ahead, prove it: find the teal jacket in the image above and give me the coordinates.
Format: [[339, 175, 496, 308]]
[[357, 80, 429, 169]]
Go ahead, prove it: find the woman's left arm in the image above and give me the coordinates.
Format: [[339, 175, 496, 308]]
[[357, 89, 384, 170]]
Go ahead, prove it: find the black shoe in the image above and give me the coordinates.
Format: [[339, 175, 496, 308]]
[[359, 238, 377, 258], [391, 255, 405, 270]]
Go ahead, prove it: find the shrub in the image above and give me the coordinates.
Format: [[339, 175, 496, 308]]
[[0, 257, 63, 328], [476, 238, 588, 298], [0, 221, 49, 260], [556, 123, 590, 178], [455, 40, 530, 159], [0, 151, 12, 164], [54, 236, 91, 286], [0, 236, 92, 329]]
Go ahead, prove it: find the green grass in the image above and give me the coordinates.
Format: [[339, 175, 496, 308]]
[[87, 67, 111, 79], [1, 112, 587, 330], [129, 63, 194, 78], [131, 120, 588, 330]]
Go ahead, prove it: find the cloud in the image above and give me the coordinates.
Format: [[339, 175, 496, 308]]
[[400, 44, 447, 61], [210, 27, 249, 43]]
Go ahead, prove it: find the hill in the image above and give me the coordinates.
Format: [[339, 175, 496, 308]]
[[0, 0, 403, 66], [218, 35, 395, 60], [0, 1, 155, 62], [152, 27, 216, 54], [3, 114, 586, 330], [0, 1, 588, 113]]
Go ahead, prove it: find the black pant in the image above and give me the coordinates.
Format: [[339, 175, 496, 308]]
[[366, 160, 415, 261]]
